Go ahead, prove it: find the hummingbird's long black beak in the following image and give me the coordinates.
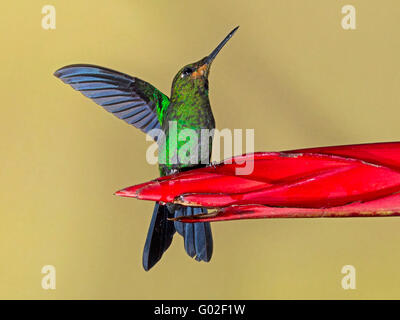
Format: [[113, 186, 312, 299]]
[[206, 26, 239, 64]]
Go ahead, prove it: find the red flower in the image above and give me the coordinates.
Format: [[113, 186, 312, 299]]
[[116, 142, 400, 222]]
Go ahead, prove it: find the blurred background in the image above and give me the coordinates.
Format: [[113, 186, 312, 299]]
[[1, 0, 400, 299]]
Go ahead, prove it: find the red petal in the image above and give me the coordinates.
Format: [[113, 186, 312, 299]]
[[176, 193, 400, 223], [290, 142, 400, 170], [179, 160, 400, 208]]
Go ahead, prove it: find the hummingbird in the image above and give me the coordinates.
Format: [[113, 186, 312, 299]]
[[54, 26, 239, 270]]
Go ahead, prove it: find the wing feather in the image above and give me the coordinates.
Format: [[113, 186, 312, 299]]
[[54, 64, 170, 139]]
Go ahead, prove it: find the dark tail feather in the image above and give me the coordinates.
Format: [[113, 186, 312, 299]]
[[143, 205, 213, 271], [174, 207, 185, 236], [142, 202, 175, 271], [193, 211, 213, 262], [175, 207, 213, 262]]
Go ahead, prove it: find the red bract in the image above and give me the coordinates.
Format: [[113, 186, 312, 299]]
[[174, 194, 400, 222], [115, 142, 400, 222]]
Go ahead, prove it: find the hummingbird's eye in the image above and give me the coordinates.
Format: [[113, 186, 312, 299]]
[[182, 67, 194, 77]]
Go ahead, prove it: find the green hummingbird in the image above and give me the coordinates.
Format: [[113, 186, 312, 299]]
[[54, 26, 239, 270]]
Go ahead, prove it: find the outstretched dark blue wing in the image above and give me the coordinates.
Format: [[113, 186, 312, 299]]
[[54, 64, 170, 139]]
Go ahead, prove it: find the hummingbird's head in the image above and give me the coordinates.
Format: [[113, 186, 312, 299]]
[[171, 26, 239, 97]]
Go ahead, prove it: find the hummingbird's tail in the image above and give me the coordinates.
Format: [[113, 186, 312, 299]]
[[142, 203, 213, 271], [174, 207, 213, 262]]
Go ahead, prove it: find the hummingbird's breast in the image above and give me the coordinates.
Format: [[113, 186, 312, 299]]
[[158, 93, 215, 175]]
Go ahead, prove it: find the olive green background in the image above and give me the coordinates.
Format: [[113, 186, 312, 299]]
[[2, 0, 400, 299]]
